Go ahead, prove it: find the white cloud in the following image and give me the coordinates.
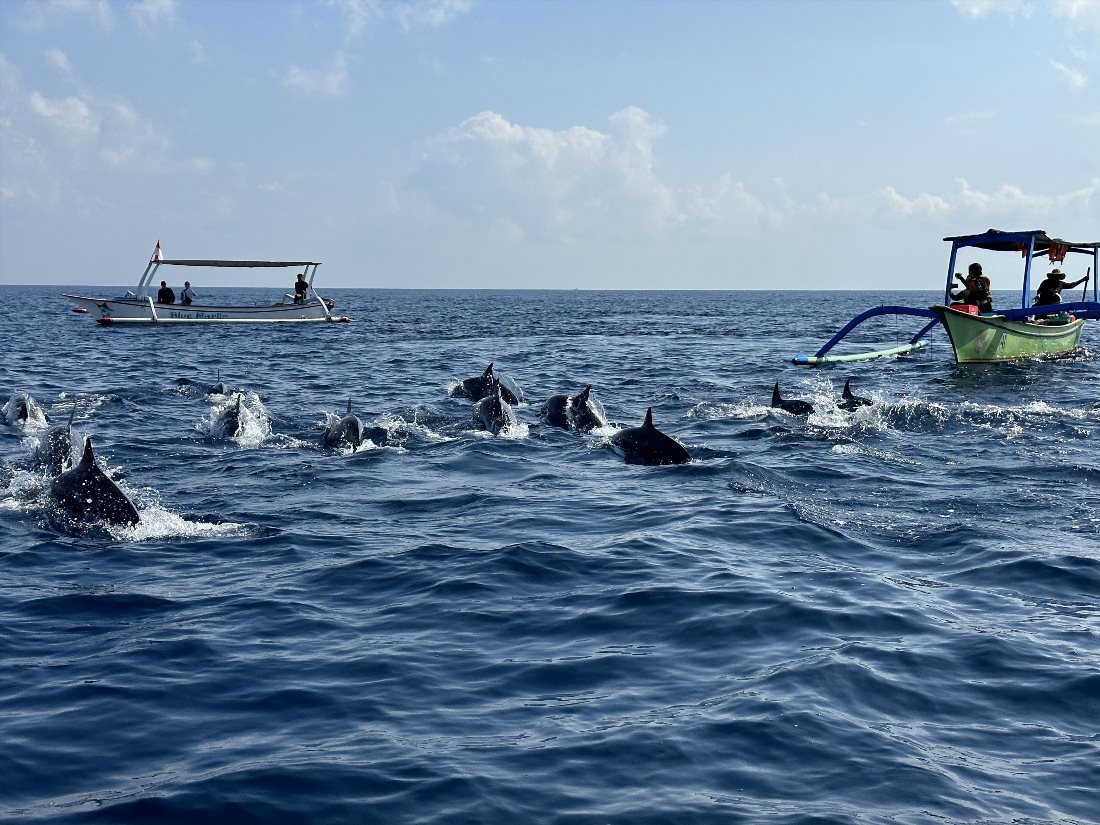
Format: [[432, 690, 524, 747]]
[[416, 108, 686, 242], [1051, 0, 1100, 41], [394, 0, 474, 30], [1050, 59, 1088, 88], [21, 0, 114, 30], [950, 0, 1033, 18], [878, 186, 952, 217], [327, 0, 381, 45], [29, 90, 100, 140], [281, 53, 349, 96], [128, 0, 178, 29], [43, 47, 73, 74]]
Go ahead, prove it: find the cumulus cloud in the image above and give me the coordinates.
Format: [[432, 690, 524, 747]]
[[416, 107, 685, 242], [0, 57, 212, 215], [878, 178, 1098, 221], [281, 53, 349, 96]]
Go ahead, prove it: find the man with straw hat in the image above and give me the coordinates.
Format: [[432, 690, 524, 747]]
[[1034, 268, 1089, 306]]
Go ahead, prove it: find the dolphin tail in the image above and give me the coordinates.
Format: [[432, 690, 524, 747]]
[[772, 383, 781, 407], [644, 407, 655, 428]]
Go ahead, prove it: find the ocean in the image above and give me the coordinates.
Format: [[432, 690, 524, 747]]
[[1, 286, 1098, 824]]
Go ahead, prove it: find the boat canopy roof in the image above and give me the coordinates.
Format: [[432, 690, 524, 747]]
[[943, 229, 1100, 256], [155, 259, 321, 267]]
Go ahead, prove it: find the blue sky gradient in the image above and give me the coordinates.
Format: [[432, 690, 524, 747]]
[[1, 0, 1097, 289]]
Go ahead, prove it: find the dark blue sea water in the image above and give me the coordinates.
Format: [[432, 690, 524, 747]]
[[2, 286, 1098, 824]]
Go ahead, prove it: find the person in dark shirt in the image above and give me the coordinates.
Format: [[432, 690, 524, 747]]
[[1034, 268, 1089, 306], [294, 272, 309, 304], [156, 280, 175, 304]]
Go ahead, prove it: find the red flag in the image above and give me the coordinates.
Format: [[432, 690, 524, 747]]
[[152, 240, 163, 261]]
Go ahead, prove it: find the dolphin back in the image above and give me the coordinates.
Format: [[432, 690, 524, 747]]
[[50, 437, 140, 526], [610, 408, 690, 465]]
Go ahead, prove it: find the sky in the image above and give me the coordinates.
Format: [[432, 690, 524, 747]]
[[0, 0, 1098, 290]]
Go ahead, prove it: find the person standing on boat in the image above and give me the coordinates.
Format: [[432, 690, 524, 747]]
[[293, 272, 309, 304], [1034, 268, 1088, 306], [156, 280, 175, 304], [951, 263, 992, 312], [180, 281, 197, 306]]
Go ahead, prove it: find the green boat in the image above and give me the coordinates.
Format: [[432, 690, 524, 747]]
[[795, 229, 1099, 366], [930, 305, 1085, 364]]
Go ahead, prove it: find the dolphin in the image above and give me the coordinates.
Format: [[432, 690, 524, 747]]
[[213, 394, 243, 437], [4, 392, 49, 428], [838, 379, 872, 412], [540, 385, 608, 433], [771, 382, 815, 416], [323, 399, 366, 449], [452, 363, 521, 405], [207, 370, 229, 397], [609, 408, 691, 465], [50, 436, 140, 526], [473, 381, 518, 435], [35, 407, 77, 476]]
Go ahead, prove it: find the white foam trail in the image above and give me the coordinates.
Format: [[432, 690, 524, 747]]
[[109, 505, 256, 541]]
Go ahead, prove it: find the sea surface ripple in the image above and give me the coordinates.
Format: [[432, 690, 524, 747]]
[[1, 286, 1098, 824]]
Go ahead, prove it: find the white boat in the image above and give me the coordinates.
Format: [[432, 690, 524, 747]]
[[66, 258, 349, 325]]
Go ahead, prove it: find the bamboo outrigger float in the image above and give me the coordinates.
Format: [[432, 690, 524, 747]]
[[794, 229, 1099, 366], [66, 255, 349, 325]]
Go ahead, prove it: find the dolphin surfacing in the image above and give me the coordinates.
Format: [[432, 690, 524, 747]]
[[213, 394, 243, 437], [35, 407, 77, 476], [452, 363, 521, 405], [50, 436, 140, 526], [540, 385, 608, 433], [838, 379, 872, 412], [4, 392, 48, 428], [609, 408, 690, 465], [473, 381, 518, 435], [771, 383, 815, 416], [323, 399, 366, 449]]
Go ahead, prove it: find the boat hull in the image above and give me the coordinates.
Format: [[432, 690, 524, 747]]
[[930, 305, 1084, 364], [64, 295, 337, 324]]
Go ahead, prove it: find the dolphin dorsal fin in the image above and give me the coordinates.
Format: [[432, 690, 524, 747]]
[[484, 363, 494, 377], [843, 379, 853, 399], [578, 385, 591, 404], [346, 398, 353, 415], [66, 405, 77, 434], [81, 435, 94, 465], [644, 408, 654, 428], [772, 382, 781, 406], [234, 395, 241, 412]]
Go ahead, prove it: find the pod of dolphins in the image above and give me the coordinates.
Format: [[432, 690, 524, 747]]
[[4, 371, 873, 528]]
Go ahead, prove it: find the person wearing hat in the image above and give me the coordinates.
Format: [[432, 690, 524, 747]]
[[180, 280, 197, 306], [951, 262, 993, 312], [1034, 267, 1089, 306]]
